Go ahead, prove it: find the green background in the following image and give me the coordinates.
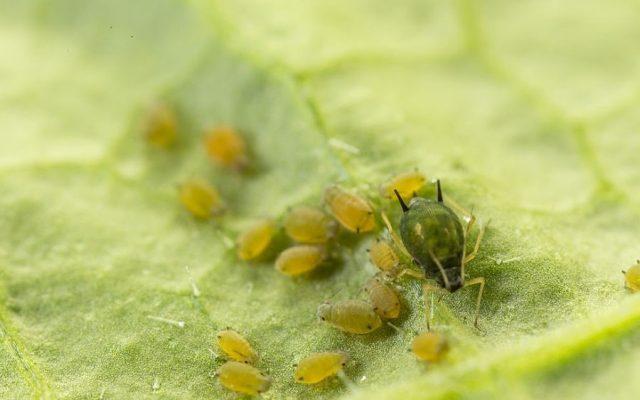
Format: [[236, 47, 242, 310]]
[[1, 0, 640, 399]]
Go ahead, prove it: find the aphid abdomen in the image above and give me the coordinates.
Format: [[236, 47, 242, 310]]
[[179, 179, 224, 219], [295, 351, 348, 384], [411, 332, 449, 363], [236, 219, 276, 261], [217, 361, 270, 395], [275, 245, 326, 276], [144, 103, 177, 148], [284, 206, 336, 244], [317, 300, 381, 334], [625, 261, 640, 292], [399, 198, 464, 289], [379, 171, 426, 199], [369, 239, 400, 272], [324, 186, 376, 233], [204, 126, 249, 170], [216, 329, 258, 364], [364, 277, 401, 319]]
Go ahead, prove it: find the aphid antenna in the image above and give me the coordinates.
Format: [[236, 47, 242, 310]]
[[393, 190, 409, 212], [387, 321, 404, 334], [436, 180, 443, 203], [336, 370, 357, 392], [147, 315, 185, 329]]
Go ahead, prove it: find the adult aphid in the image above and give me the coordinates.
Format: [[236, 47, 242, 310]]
[[216, 329, 258, 364], [379, 170, 427, 199], [324, 185, 376, 234], [215, 361, 270, 396], [317, 299, 381, 334], [368, 238, 400, 273], [179, 179, 224, 219], [204, 126, 249, 170], [236, 219, 277, 261], [411, 331, 449, 363], [275, 245, 326, 276], [144, 103, 177, 148], [364, 276, 401, 319], [387, 180, 487, 328], [623, 260, 640, 292], [284, 206, 337, 244], [294, 351, 348, 384]]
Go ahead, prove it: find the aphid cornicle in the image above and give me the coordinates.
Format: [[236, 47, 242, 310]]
[[379, 170, 427, 199], [294, 351, 348, 384], [204, 126, 249, 170], [275, 245, 326, 276], [364, 277, 401, 319], [216, 361, 270, 395], [236, 219, 276, 261], [216, 329, 258, 364], [411, 331, 449, 363], [324, 185, 376, 233], [389, 180, 486, 328], [144, 103, 177, 148], [368, 238, 400, 272], [624, 260, 640, 292], [179, 179, 224, 219], [284, 206, 337, 244], [317, 300, 382, 334]]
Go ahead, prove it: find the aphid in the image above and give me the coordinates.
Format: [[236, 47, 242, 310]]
[[179, 179, 223, 219], [216, 361, 270, 396], [411, 332, 449, 363], [236, 219, 276, 261], [379, 170, 427, 199], [324, 185, 376, 233], [275, 245, 326, 276], [624, 260, 640, 292], [364, 277, 401, 319], [144, 103, 177, 148], [368, 238, 400, 272], [294, 351, 349, 384], [284, 206, 337, 244], [216, 329, 258, 364], [317, 300, 381, 334], [204, 126, 249, 170], [388, 180, 486, 328]]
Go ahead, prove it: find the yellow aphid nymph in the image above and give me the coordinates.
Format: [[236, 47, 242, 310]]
[[216, 329, 258, 364], [179, 179, 223, 219], [411, 332, 449, 363], [275, 245, 326, 276], [379, 170, 426, 199], [284, 206, 337, 244], [144, 103, 177, 148], [368, 238, 400, 272], [236, 219, 276, 261], [624, 260, 640, 292], [204, 126, 249, 170], [364, 277, 401, 319], [295, 351, 348, 384], [324, 185, 376, 233], [216, 361, 270, 396], [317, 300, 381, 334]]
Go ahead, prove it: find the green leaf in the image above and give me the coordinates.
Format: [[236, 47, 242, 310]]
[[2, 0, 640, 399]]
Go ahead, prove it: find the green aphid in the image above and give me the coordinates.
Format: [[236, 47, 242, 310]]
[[391, 180, 487, 328]]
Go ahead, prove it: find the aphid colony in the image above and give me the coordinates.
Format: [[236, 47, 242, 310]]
[[146, 107, 640, 396]]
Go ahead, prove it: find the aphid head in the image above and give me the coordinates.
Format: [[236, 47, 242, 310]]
[[316, 302, 331, 321]]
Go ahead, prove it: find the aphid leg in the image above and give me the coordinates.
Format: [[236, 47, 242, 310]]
[[336, 370, 356, 392], [442, 193, 473, 221], [422, 283, 441, 331], [428, 249, 451, 290], [396, 268, 425, 280], [380, 211, 411, 259], [464, 213, 477, 238], [463, 277, 485, 329], [463, 221, 488, 265]]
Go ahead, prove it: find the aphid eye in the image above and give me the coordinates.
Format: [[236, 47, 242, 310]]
[[366, 324, 372, 329], [320, 317, 325, 321]]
